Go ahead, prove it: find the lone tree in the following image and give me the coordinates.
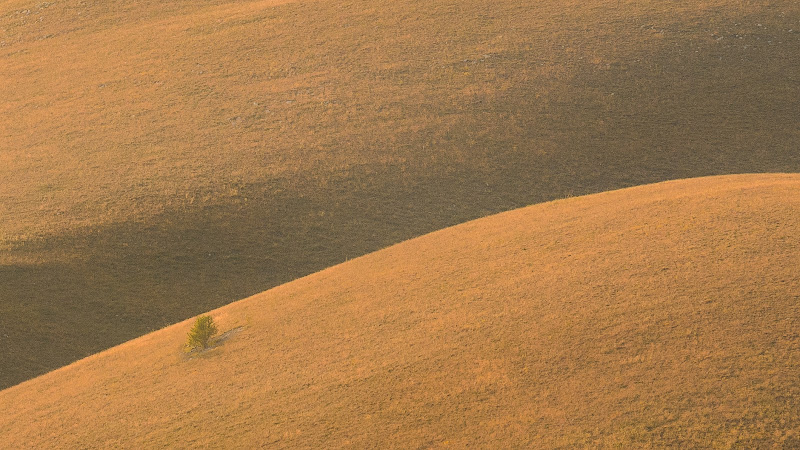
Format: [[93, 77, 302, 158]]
[[187, 315, 218, 350]]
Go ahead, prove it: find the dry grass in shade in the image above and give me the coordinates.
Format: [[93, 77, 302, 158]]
[[2, 0, 799, 390], [0, 174, 798, 447]]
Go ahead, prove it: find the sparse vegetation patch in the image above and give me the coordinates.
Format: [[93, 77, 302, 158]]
[[186, 315, 218, 351]]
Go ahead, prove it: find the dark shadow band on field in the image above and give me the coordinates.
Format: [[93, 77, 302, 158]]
[[3, 145, 800, 389]]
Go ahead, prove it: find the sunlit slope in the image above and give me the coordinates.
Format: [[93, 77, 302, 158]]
[[1, 174, 798, 447], [2, 0, 799, 388]]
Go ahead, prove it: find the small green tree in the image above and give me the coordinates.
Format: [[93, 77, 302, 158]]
[[187, 315, 218, 350]]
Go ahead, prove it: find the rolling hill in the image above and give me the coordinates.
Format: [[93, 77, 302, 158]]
[[1, 174, 798, 447], [2, 0, 799, 388]]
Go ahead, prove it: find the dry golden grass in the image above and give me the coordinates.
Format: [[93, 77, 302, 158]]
[[1, 0, 799, 387], [1, 174, 798, 447]]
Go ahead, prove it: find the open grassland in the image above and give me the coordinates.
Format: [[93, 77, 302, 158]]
[[1, 174, 798, 447], [1, 0, 799, 388]]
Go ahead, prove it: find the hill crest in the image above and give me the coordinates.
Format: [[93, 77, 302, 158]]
[[1, 174, 799, 447]]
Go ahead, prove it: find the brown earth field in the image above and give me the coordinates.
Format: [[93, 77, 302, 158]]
[[1, 174, 798, 447], [1, 0, 799, 389]]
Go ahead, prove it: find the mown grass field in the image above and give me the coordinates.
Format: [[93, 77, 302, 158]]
[[1, 0, 799, 388], [1, 175, 798, 447]]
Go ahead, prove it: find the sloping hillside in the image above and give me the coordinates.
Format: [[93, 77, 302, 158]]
[[1, 174, 798, 447], [1, 0, 799, 388]]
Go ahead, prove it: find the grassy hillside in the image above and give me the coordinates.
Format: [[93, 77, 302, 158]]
[[1, 0, 799, 388], [1, 174, 798, 447]]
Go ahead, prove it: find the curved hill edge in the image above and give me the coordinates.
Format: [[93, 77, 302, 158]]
[[1, 173, 799, 447]]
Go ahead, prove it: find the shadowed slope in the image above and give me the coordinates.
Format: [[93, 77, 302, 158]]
[[2, 0, 799, 388], [1, 174, 798, 447]]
